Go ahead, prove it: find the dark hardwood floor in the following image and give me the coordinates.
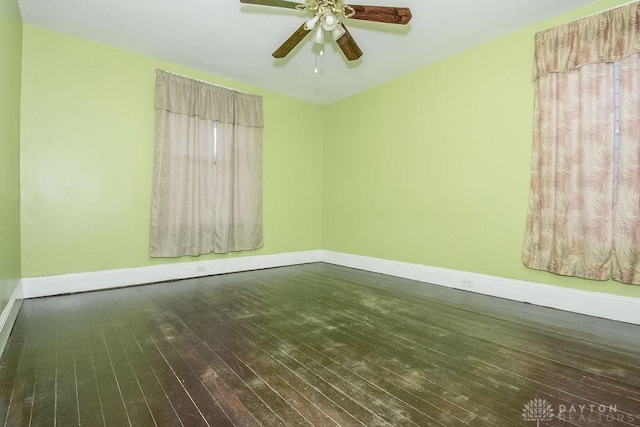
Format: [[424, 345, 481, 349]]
[[0, 263, 639, 426]]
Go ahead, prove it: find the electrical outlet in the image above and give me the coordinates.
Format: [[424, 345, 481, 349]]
[[461, 278, 473, 289], [195, 265, 206, 274]]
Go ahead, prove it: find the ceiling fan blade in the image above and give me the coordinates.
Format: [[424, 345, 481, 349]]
[[273, 23, 311, 58], [348, 5, 412, 25], [334, 23, 363, 61], [240, 0, 301, 9]]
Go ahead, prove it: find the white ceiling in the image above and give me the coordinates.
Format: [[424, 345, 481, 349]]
[[18, 0, 594, 105]]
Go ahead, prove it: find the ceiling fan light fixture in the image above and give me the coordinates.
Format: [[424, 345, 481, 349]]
[[321, 12, 338, 31], [304, 15, 319, 31]]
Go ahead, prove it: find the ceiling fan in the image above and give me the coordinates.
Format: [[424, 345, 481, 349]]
[[239, 0, 412, 61]]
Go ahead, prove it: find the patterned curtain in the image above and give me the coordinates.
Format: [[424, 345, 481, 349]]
[[150, 70, 264, 257], [523, 63, 615, 280], [523, 2, 640, 285]]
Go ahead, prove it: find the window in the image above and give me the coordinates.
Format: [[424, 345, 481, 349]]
[[150, 70, 264, 257]]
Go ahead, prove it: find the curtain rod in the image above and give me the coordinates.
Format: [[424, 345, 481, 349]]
[[579, 0, 638, 19], [538, 1, 639, 34], [156, 69, 254, 96]]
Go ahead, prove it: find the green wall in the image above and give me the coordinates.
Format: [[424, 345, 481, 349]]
[[20, 25, 323, 277], [322, 0, 640, 298], [0, 0, 22, 309]]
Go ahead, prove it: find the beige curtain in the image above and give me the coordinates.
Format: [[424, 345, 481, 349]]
[[150, 70, 263, 257], [523, 2, 640, 285], [613, 52, 640, 284]]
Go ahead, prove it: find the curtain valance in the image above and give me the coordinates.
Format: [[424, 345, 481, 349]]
[[533, 1, 640, 81], [154, 69, 263, 128]]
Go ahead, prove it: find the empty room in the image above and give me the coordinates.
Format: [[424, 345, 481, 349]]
[[1, 0, 640, 425]]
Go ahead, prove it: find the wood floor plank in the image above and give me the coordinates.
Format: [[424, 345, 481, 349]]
[[73, 351, 107, 426], [2, 301, 45, 426], [28, 298, 60, 426], [82, 297, 134, 426], [68, 295, 108, 427]]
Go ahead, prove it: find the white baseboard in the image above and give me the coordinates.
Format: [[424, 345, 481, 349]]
[[21, 250, 323, 299], [320, 251, 640, 325], [0, 279, 24, 356], [17, 249, 640, 326]]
